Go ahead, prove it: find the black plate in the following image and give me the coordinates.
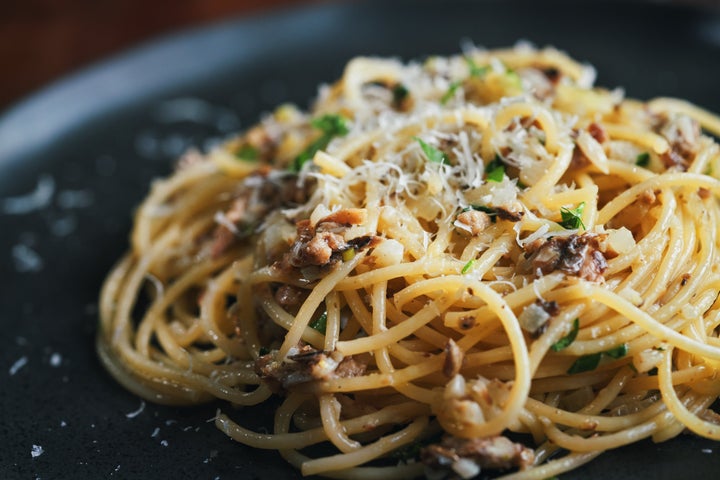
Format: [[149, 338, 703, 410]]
[[2, 1, 719, 478]]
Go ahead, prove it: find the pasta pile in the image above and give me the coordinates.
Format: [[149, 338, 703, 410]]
[[98, 45, 720, 479]]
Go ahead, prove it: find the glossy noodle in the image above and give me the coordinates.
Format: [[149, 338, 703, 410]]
[[98, 45, 720, 479]]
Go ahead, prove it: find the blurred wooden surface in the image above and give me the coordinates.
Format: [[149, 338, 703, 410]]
[[0, 0, 317, 110]]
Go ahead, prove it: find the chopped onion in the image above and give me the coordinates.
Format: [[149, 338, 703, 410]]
[[633, 346, 666, 373], [452, 458, 480, 479], [445, 374, 466, 399], [517, 302, 551, 334], [372, 239, 404, 267], [606, 227, 635, 255]]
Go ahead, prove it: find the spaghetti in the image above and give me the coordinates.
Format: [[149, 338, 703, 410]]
[[98, 45, 720, 479]]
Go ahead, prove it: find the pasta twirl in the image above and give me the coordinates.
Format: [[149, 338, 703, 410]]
[[98, 45, 720, 479]]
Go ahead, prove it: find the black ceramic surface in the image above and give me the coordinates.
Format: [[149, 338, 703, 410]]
[[2, 0, 720, 478]]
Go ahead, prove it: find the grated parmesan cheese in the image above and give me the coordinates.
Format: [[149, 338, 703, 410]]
[[31, 445, 44, 458], [125, 400, 146, 419], [12, 243, 44, 273], [452, 458, 480, 479], [49, 353, 62, 367], [9, 356, 28, 375], [57, 189, 94, 209], [1, 175, 55, 215]]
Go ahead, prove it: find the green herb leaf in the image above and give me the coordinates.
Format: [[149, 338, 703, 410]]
[[235, 145, 258, 162], [505, 69, 522, 88], [309, 312, 328, 333], [311, 114, 349, 136], [393, 84, 409, 106], [464, 56, 490, 77], [237, 222, 256, 239], [551, 318, 580, 352], [604, 343, 628, 359], [391, 440, 424, 462], [635, 152, 650, 167], [292, 143, 320, 172], [567, 352, 602, 374], [342, 248, 356, 262], [441, 80, 461, 104], [485, 155, 505, 182], [291, 114, 350, 172], [415, 137, 447, 164], [258, 346, 270, 356], [567, 343, 628, 374], [461, 259, 476, 274], [559, 202, 586, 230]]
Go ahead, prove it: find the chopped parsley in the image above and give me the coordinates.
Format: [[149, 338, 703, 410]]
[[415, 137, 447, 164], [505, 69, 522, 88], [237, 221, 257, 239], [464, 56, 491, 77], [441, 59, 490, 105], [567, 343, 629, 374], [291, 114, 349, 172], [567, 352, 601, 374], [461, 259, 476, 274], [235, 145, 258, 162], [559, 202, 586, 230], [392, 83, 409, 106], [441, 80, 461, 104], [551, 318, 580, 352], [312, 114, 349, 134], [604, 343, 629, 359], [342, 247, 356, 262], [635, 152, 650, 167], [309, 312, 328, 333], [485, 155, 505, 182]]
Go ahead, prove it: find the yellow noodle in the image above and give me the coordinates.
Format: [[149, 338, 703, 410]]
[[97, 46, 720, 479]]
